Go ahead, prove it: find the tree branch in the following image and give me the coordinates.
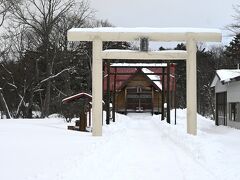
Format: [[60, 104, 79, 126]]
[[39, 67, 73, 84]]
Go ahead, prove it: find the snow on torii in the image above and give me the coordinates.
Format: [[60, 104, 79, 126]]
[[67, 27, 222, 136]]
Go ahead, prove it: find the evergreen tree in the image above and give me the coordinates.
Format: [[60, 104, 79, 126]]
[[225, 34, 240, 68], [174, 43, 186, 108]]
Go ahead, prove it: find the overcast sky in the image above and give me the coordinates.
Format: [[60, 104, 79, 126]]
[[89, 0, 240, 49]]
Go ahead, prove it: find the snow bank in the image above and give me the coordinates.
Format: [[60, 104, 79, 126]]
[[1, 110, 240, 180], [152, 109, 240, 180]]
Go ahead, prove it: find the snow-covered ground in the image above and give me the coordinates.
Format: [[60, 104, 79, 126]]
[[0, 109, 240, 180]]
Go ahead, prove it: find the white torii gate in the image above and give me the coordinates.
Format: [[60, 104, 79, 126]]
[[67, 27, 222, 136]]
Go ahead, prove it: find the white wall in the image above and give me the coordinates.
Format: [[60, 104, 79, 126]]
[[227, 81, 240, 129], [227, 81, 240, 102], [228, 120, 240, 129], [214, 79, 240, 129], [215, 80, 227, 93]]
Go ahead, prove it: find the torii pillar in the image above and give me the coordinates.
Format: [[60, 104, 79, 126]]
[[68, 27, 222, 136], [186, 36, 197, 135], [92, 38, 103, 136]]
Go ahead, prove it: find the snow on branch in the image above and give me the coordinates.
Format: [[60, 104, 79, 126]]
[[7, 83, 17, 89], [39, 67, 73, 85], [1, 64, 12, 75], [51, 84, 67, 97]]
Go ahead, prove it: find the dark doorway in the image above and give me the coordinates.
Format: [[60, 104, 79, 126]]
[[126, 86, 152, 112], [216, 92, 227, 126]]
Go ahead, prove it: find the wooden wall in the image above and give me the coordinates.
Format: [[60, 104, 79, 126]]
[[114, 73, 162, 113]]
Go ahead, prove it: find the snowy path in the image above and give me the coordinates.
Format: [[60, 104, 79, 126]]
[[72, 113, 217, 180], [1, 111, 240, 180], [32, 113, 216, 180]]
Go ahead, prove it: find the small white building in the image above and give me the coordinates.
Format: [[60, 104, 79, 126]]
[[211, 69, 240, 128]]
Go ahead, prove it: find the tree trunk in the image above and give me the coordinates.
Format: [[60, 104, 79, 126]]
[[208, 89, 216, 120], [0, 89, 11, 119], [79, 111, 87, 131], [64, 70, 72, 96], [26, 89, 34, 118], [42, 43, 51, 118], [42, 74, 51, 118]]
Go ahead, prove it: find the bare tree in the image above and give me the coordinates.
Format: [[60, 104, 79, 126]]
[[227, 4, 240, 34], [0, 88, 11, 118], [0, 0, 16, 118], [5, 0, 95, 117], [9, 0, 76, 117], [0, 0, 14, 27]]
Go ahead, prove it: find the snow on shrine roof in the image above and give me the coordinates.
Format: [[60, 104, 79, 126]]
[[141, 68, 162, 90], [211, 69, 240, 87], [111, 63, 167, 67]]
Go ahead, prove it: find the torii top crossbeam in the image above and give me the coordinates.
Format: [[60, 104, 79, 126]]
[[67, 27, 222, 137], [68, 27, 221, 42]]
